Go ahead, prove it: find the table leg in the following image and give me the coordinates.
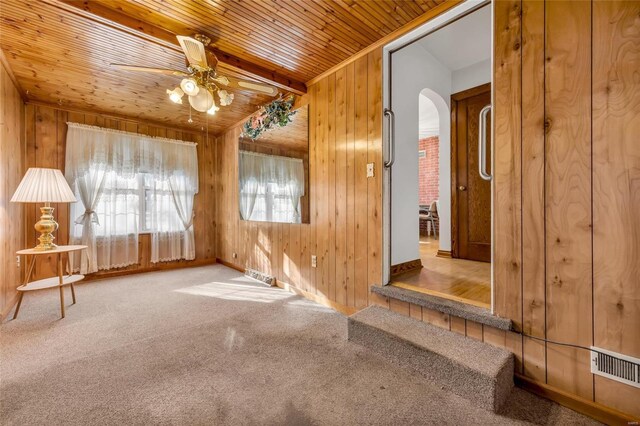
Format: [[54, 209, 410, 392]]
[[70, 284, 76, 304], [24, 255, 36, 285], [12, 292, 24, 320], [13, 255, 36, 320], [58, 253, 65, 318]]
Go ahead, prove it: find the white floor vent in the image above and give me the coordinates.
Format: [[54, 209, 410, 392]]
[[590, 346, 640, 388]]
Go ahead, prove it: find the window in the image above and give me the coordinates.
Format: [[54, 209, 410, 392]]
[[139, 173, 183, 233], [70, 172, 184, 238], [66, 122, 199, 273], [238, 150, 305, 224], [246, 182, 301, 223]]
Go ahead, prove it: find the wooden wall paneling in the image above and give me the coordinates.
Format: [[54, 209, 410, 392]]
[[493, 0, 523, 330], [280, 222, 289, 285], [0, 62, 25, 318], [300, 83, 317, 295], [345, 61, 357, 308], [315, 75, 329, 298], [354, 55, 369, 309], [334, 66, 348, 306], [24, 105, 36, 267], [544, 0, 593, 400], [466, 320, 483, 341], [33, 105, 59, 279], [409, 303, 422, 321], [197, 131, 216, 261], [389, 298, 410, 316], [482, 326, 507, 349], [367, 48, 384, 307], [1, 67, 7, 313], [55, 109, 69, 248], [521, 0, 547, 382], [592, 0, 640, 416], [450, 316, 466, 335], [422, 307, 449, 330], [327, 73, 337, 302]]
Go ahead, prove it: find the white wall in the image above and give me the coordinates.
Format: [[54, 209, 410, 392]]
[[452, 59, 491, 94], [391, 44, 452, 264], [391, 46, 490, 265]]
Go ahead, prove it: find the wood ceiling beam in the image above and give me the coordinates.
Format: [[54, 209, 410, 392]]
[[0, 48, 27, 101], [49, 0, 307, 95]]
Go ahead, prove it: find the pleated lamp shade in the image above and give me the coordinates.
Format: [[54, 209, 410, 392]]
[[11, 168, 77, 203]]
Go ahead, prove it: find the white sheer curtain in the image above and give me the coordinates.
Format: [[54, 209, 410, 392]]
[[65, 123, 199, 273], [238, 150, 304, 223]]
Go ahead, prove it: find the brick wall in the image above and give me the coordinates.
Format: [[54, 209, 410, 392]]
[[419, 136, 439, 206]]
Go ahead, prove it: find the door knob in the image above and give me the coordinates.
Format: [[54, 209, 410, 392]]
[[458, 185, 467, 191]]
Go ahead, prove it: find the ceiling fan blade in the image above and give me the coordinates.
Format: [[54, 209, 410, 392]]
[[213, 75, 279, 97], [111, 64, 188, 76], [176, 36, 208, 70]]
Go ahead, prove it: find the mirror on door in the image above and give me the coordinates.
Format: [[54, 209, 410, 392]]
[[388, 3, 492, 309], [238, 104, 310, 224]]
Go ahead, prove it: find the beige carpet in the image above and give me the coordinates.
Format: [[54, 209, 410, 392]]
[[1, 265, 597, 425]]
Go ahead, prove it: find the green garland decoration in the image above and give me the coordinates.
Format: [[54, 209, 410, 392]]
[[242, 95, 297, 140]]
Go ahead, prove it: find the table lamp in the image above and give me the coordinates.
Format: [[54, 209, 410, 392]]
[[11, 167, 77, 251]]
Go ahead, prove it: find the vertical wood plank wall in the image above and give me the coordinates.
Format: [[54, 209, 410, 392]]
[[492, 0, 640, 416], [22, 103, 216, 282], [215, 49, 383, 314], [216, 0, 639, 418], [0, 63, 25, 319]]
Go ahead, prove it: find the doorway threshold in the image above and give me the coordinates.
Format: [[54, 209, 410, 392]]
[[392, 282, 489, 309], [371, 284, 511, 331]]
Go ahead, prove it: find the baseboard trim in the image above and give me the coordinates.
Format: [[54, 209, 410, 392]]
[[514, 374, 639, 424], [275, 281, 358, 316], [390, 259, 422, 276], [216, 258, 356, 315], [436, 250, 452, 258], [82, 258, 218, 283], [216, 258, 244, 273], [1, 292, 21, 321]]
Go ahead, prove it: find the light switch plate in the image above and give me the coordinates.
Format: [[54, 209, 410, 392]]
[[367, 162, 374, 178], [311, 255, 317, 268]]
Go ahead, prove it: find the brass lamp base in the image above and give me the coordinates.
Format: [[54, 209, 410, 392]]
[[34, 205, 59, 251]]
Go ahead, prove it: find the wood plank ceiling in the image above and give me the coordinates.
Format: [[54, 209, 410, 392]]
[[0, 0, 445, 133]]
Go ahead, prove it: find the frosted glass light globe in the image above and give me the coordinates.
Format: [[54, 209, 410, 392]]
[[188, 89, 214, 112], [166, 87, 184, 104], [180, 78, 200, 96]]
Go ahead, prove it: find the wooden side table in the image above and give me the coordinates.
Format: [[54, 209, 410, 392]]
[[13, 245, 88, 319]]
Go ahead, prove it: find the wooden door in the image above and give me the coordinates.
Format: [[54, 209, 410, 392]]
[[452, 83, 491, 262]]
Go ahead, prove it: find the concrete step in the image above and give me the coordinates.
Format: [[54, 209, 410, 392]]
[[348, 306, 514, 412]]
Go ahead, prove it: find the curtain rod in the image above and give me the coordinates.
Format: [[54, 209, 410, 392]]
[[66, 122, 198, 147], [239, 150, 303, 163]]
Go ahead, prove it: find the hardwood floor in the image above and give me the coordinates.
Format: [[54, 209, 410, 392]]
[[391, 236, 491, 308]]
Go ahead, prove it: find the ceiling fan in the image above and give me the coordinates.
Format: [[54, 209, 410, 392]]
[[111, 34, 279, 116]]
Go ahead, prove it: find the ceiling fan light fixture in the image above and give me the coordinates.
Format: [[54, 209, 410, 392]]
[[188, 88, 214, 113], [180, 78, 200, 96], [218, 90, 234, 106], [166, 87, 184, 104], [207, 102, 219, 115]]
